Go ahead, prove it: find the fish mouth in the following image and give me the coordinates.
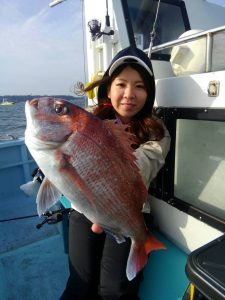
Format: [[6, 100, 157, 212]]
[[28, 98, 39, 108], [25, 99, 39, 119], [26, 98, 40, 110]]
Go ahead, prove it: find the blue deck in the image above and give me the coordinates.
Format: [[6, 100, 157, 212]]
[[0, 234, 69, 300], [0, 197, 68, 299]]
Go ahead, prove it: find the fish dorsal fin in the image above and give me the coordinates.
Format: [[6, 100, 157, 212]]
[[103, 120, 137, 163], [36, 177, 61, 216]]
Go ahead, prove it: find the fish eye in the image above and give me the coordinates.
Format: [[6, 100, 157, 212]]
[[54, 104, 69, 116]]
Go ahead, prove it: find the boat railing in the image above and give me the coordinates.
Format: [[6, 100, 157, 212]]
[[0, 139, 36, 199], [148, 25, 225, 73]]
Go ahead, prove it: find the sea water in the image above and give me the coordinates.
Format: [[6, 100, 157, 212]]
[[0, 97, 86, 139], [0, 101, 27, 138]]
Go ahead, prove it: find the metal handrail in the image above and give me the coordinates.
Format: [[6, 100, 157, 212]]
[[146, 25, 225, 73]]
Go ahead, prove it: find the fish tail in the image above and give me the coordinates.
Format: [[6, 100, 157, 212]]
[[126, 232, 165, 281]]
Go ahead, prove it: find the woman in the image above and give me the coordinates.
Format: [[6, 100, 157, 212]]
[[60, 46, 170, 300]]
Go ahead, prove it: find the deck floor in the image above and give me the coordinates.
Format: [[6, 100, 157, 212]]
[[0, 194, 69, 300], [0, 233, 69, 300]]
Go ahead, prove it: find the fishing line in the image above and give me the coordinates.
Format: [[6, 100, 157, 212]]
[[0, 214, 38, 223]]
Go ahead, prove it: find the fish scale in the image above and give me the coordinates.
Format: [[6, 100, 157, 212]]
[[66, 139, 121, 210], [66, 133, 131, 208]]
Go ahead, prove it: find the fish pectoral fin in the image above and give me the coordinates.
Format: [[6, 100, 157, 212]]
[[36, 177, 62, 216], [126, 233, 165, 281], [20, 180, 41, 197]]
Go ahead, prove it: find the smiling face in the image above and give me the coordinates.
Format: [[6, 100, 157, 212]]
[[107, 66, 148, 124]]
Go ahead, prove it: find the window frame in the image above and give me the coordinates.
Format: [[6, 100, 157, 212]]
[[150, 107, 225, 232], [121, 0, 191, 61]]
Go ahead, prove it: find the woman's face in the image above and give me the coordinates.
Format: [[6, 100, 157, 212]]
[[107, 66, 148, 124]]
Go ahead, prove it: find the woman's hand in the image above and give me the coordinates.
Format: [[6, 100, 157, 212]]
[[91, 223, 103, 234]]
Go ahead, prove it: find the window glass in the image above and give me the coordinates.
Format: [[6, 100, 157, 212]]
[[126, 0, 187, 52], [212, 31, 225, 72], [174, 119, 225, 220]]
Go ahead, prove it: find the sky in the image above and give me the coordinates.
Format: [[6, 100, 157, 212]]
[[0, 0, 86, 96], [0, 0, 225, 96]]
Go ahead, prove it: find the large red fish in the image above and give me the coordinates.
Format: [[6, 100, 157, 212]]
[[25, 97, 165, 280]]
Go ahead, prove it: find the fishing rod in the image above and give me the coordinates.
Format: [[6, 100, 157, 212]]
[[148, 0, 161, 58], [49, 0, 66, 7]]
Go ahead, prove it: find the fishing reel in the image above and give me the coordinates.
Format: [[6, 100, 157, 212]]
[[36, 208, 74, 229], [88, 19, 114, 41]]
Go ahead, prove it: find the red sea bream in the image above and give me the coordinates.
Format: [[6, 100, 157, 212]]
[[24, 97, 165, 280]]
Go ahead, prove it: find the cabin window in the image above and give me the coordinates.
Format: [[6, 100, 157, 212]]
[[174, 119, 225, 221], [212, 30, 225, 72], [151, 107, 225, 231], [123, 0, 190, 56]]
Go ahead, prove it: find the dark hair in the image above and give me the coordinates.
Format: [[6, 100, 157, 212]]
[[83, 63, 164, 145]]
